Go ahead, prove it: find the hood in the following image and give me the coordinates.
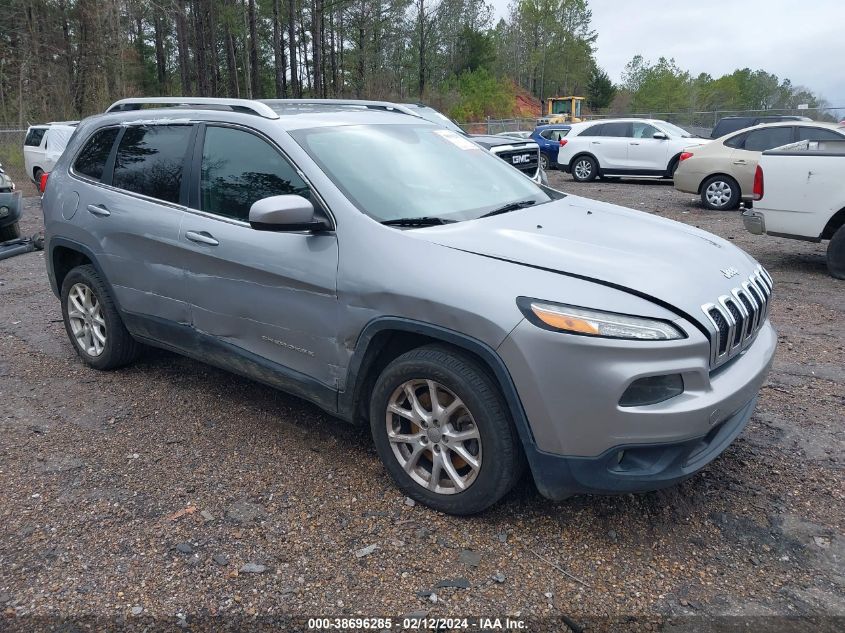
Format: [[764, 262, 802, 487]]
[[469, 134, 538, 150], [413, 196, 760, 327]]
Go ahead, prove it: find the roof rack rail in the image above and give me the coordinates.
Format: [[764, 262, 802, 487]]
[[260, 99, 419, 118], [105, 97, 279, 119]]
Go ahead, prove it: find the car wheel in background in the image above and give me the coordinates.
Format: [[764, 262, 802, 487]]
[[571, 155, 598, 182], [0, 221, 21, 241], [61, 265, 140, 370], [827, 225, 845, 280], [701, 175, 740, 210], [667, 157, 680, 179], [369, 345, 525, 515], [33, 168, 44, 186], [540, 153, 550, 171]]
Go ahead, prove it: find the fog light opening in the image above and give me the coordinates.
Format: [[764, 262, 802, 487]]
[[619, 374, 684, 407]]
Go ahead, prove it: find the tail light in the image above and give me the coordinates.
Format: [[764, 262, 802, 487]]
[[752, 165, 764, 200], [39, 172, 49, 193], [559, 139, 568, 147], [679, 152, 693, 162]]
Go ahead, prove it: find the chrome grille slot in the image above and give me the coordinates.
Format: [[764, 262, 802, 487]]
[[702, 265, 773, 369]]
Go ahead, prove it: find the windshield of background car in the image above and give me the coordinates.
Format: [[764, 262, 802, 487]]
[[291, 124, 551, 223], [660, 122, 695, 138]]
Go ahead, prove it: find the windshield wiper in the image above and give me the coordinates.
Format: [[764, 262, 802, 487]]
[[381, 216, 452, 227], [480, 200, 536, 218]]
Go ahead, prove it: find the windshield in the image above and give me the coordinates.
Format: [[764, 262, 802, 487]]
[[291, 124, 551, 223], [404, 106, 466, 135], [660, 121, 696, 138]]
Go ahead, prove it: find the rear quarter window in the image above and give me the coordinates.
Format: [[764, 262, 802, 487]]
[[25, 128, 47, 147], [578, 123, 604, 137]]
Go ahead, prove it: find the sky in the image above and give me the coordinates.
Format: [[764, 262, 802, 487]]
[[489, 0, 845, 106]]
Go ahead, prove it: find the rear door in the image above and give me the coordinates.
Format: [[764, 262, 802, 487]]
[[178, 123, 340, 387], [730, 125, 795, 193], [75, 123, 194, 331], [627, 121, 669, 171], [593, 121, 631, 170]]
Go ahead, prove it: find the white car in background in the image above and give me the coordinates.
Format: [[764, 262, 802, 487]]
[[557, 118, 708, 182], [23, 122, 77, 184]]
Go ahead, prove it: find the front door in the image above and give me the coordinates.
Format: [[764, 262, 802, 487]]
[[178, 124, 340, 388], [627, 121, 669, 171]]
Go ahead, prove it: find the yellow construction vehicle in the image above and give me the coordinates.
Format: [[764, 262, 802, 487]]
[[538, 96, 585, 125]]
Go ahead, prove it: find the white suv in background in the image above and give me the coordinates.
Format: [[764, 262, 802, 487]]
[[557, 118, 708, 182], [23, 122, 77, 184]]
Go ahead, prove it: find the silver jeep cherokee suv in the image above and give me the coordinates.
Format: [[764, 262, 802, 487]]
[[42, 98, 776, 515]]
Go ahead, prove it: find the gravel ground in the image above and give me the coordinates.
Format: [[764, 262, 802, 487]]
[[1, 175, 843, 632]]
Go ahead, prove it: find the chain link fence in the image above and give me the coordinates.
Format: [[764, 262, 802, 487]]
[[463, 107, 845, 138], [0, 128, 38, 196]]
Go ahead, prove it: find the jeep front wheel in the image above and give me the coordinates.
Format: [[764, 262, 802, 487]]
[[369, 346, 524, 515]]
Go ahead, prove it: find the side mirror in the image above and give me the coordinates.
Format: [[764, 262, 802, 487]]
[[248, 195, 329, 232], [653, 132, 669, 140]]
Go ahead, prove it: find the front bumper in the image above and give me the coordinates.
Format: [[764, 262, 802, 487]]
[[498, 318, 777, 498], [742, 209, 766, 235]]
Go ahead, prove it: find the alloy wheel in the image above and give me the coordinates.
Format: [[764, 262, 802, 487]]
[[574, 159, 592, 180], [67, 282, 107, 357], [385, 379, 482, 494]]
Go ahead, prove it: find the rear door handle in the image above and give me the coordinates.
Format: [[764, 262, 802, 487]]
[[591, 141, 601, 144], [629, 142, 640, 145], [185, 230, 219, 246], [732, 160, 747, 165], [86, 204, 110, 217]]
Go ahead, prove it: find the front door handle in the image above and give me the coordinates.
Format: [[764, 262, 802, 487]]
[[185, 230, 219, 246], [87, 204, 110, 217], [629, 142, 640, 145], [591, 141, 601, 144]]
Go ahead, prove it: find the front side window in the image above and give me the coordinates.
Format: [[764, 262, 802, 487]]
[[291, 124, 550, 223], [200, 126, 310, 222], [25, 128, 47, 147], [112, 125, 193, 203], [74, 127, 120, 181], [798, 127, 844, 142], [743, 127, 794, 152], [632, 122, 660, 139]]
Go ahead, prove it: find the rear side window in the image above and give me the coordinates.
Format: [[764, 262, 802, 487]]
[[743, 127, 794, 152], [74, 128, 120, 181], [25, 128, 47, 147], [798, 127, 844, 142], [112, 125, 193, 203], [723, 132, 747, 149], [199, 126, 310, 222], [600, 122, 631, 137], [579, 123, 604, 137]]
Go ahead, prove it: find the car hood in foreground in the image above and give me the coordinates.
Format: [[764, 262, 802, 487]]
[[413, 196, 760, 326]]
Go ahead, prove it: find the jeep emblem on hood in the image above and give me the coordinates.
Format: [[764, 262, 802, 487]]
[[721, 266, 740, 279]]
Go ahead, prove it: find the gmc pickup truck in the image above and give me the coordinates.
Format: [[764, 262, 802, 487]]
[[743, 139, 845, 279]]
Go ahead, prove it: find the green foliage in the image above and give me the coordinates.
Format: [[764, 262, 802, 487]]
[[454, 27, 496, 75], [447, 69, 515, 121], [586, 67, 615, 110]]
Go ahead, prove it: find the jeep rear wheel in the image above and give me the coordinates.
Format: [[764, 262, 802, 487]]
[[571, 155, 597, 182], [369, 346, 524, 515]]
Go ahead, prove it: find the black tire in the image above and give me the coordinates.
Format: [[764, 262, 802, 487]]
[[60, 264, 140, 370], [700, 175, 740, 210], [827, 225, 845, 280], [540, 153, 552, 171], [0, 221, 20, 241], [667, 157, 680, 179], [570, 155, 598, 182], [33, 168, 44, 188], [369, 345, 525, 515]]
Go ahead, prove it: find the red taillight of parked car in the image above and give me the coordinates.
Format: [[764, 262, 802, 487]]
[[559, 139, 568, 147], [752, 165, 764, 200], [39, 172, 49, 193], [679, 152, 694, 162]]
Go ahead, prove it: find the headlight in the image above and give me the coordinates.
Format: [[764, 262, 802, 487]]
[[518, 298, 685, 340]]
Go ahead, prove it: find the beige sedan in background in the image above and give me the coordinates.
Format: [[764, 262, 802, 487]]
[[674, 121, 845, 210]]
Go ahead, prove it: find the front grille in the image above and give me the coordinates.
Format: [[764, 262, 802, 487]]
[[490, 144, 540, 178], [702, 266, 773, 369]]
